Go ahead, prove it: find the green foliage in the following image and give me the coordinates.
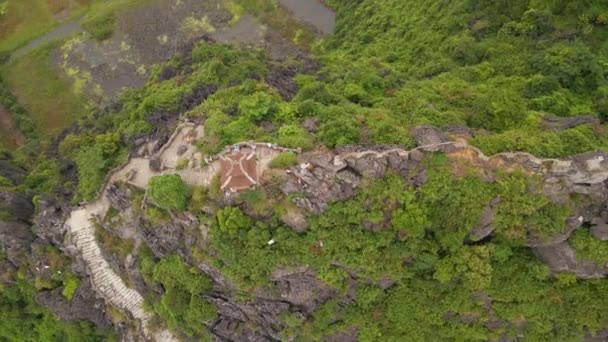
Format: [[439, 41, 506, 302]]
[[531, 42, 604, 91], [277, 125, 313, 150], [147, 175, 190, 212], [81, 11, 116, 41], [61, 276, 80, 301], [144, 206, 170, 226], [1, 267, 109, 341], [472, 125, 608, 157], [270, 152, 298, 169], [216, 206, 253, 237], [469, 87, 527, 132], [571, 228, 608, 266], [238, 91, 275, 122], [74, 145, 108, 201], [148, 255, 216, 338], [22, 158, 61, 193]]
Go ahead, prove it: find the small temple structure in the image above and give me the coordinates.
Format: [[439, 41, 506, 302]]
[[219, 148, 258, 192]]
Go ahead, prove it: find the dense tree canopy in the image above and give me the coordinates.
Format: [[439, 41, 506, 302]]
[[147, 174, 190, 212]]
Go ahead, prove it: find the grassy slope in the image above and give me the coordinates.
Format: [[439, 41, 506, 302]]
[[2, 43, 88, 136]]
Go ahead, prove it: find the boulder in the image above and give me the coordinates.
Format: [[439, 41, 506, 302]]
[[590, 222, 608, 241], [280, 206, 309, 232], [302, 117, 320, 132], [344, 154, 388, 178], [532, 242, 608, 279], [411, 125, 450, 146], [469, 197, 501, 241]]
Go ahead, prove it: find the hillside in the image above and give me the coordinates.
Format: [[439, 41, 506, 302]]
[[2, 0, 608, 341]]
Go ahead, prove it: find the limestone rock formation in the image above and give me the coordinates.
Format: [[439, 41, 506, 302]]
[[35, 279, 112, 328], [540, 115, 600, 131]]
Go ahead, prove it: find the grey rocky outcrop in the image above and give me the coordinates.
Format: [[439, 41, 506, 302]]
[[533, 242, 608, 279], [35, 279, 112, 328], [469, 197, 501, 241], [540, 115, 600, 131], [139, 220, 185, 257], [206, 265, 337, 341], [411, 125, 450, 146], [282, 138, 608, 278]]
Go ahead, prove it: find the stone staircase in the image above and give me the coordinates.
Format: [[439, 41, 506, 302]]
[[66, 204, 177, 341]]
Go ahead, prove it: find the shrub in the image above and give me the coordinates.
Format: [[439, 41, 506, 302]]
[[270, 152, 298, 169], [61, 276, 80, 301], [277, 125, 313, 150], [81, 11, 116, 41], [147, 175, 190, 211], [318, 116, 360, 148]]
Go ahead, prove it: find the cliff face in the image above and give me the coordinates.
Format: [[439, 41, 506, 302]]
[[281, 128, 608, 279], [21, 126, 608, 341]]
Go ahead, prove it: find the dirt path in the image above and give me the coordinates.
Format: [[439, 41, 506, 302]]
[[10, 20, 81, 60], [0, 105, 25, 148]]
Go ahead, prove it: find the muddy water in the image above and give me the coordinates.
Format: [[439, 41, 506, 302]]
[[278, 0, 335, 35], [11, 21, 81, 60]]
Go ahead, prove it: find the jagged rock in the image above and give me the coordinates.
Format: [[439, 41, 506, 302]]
[[377, 278, 396, 290], [210, 316, 272, 342], [35, 279, 111, 329], [344, 154, 388, 178], [269, 266, 337, 315], [0, 158, 26, 185], [411, 125, 450, 146], [33, 196, 70, 246], [590, 222, 608, 241], [302, 117, 320, 132], [281, 206, 309, 232], [0, 191, 34, 223], [260, 121, 276, 133], [532, 242, 608, 278], [527, 215, 583, 247], [139, 220, 184, 257], [206, 294, 290, 341], [0, 221, 35, 267], [106, 184, 131, 211], [469, 197, 501, 241], [541, 115, 600, 132]]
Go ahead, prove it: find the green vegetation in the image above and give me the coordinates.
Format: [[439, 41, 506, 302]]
[[138, 252, 216, 338], [5, 0, 608, 339], [269, 151, 298, 169], [81, 10, 115, 41], [1, 275, 107, 341], [147, 174, 190, 212], [191, 157, 608, 340], [571, 228, 608, 266]]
